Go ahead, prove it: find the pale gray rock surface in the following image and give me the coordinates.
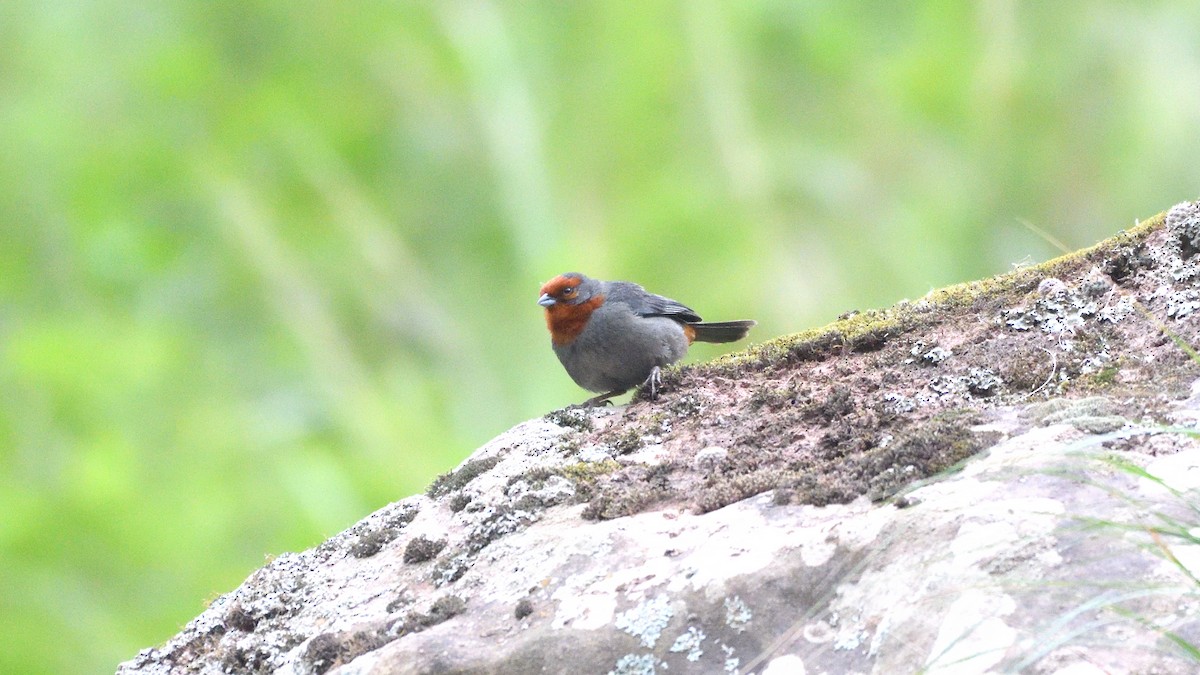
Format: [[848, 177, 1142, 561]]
[[119, 398, 1200, 674], [119, 202, 1200, 674]]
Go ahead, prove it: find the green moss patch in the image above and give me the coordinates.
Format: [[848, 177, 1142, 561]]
[[561, 206, 1200, 518]]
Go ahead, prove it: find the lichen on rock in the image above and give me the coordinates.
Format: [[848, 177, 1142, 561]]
[[119, 202, 1200, 675]]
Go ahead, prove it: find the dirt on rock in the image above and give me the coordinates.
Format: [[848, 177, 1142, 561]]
[[555, 202, 1200, 519]]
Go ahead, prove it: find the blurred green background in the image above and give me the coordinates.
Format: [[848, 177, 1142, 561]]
[[2, 1, 1198, 672]]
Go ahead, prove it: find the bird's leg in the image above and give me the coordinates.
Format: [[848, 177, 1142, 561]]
[[581, 389, 627, 408], [643, 366, 663, 401]]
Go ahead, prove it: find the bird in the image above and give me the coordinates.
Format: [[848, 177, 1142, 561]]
[[538, 272, 756, 407]]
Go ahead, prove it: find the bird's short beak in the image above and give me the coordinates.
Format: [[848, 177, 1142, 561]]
[[537, 293, 556, 308]]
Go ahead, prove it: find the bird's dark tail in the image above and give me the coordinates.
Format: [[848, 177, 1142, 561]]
[[687, 320, 757, 344]]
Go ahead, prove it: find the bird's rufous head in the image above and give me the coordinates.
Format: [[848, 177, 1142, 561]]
[[538, 273, 591, 307], [537, 273, 604, 345]]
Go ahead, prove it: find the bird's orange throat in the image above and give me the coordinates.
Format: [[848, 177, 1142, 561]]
[[545, 294, 605, 346]]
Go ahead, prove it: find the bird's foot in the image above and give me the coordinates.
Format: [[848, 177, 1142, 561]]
[[643, 366, 663, 401]]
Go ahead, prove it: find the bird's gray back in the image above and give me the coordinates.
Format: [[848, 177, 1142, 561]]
[[603, 280, 702, 322]]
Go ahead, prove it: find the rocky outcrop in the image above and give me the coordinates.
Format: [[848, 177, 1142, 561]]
[[120, 202, 1200, 674]]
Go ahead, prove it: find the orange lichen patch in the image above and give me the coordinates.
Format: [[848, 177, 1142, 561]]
[[683, 324, 697, 344], [545, 294, 605, 346]]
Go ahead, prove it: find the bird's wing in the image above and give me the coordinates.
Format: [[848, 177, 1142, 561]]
[[604, 281, 702, 322]]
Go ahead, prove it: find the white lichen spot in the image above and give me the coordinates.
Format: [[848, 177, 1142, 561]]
[[833, 625, 867, 651], [1097, 296, 1134, 323], [669, 626, 705, 662], [761, 654, 806, 675], [922, 346, 952, 364], [724, 596, 751, 632], [1159, 285, 1200, 318], [577, 444, 614, 463], [883, 392, 916, 414], [721, 643, 739, 673], [966, 368, 1002, 396], [1006, 313, 1033, 331], [615, 595, 674, 649], [434, 553, 470, 587], [1002, 281, 1100, 336], [608, 653, 659, 675]]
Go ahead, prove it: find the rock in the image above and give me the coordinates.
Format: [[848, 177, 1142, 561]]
[[118, 202, 1200, 674]]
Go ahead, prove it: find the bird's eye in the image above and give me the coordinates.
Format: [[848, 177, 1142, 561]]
[[563, 287, 576, 296]]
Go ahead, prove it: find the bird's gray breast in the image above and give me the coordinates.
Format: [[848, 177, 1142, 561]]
[[553, 303, 689, 392]]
